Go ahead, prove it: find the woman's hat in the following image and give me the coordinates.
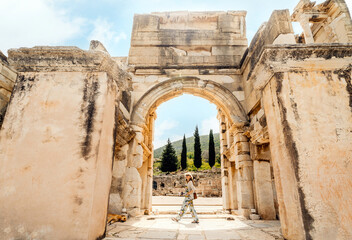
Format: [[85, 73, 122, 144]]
[[184, 172, 193, 179]]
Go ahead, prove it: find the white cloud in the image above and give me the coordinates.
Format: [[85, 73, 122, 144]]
[[200, 116, 219, 136], [153, 119, 179, 148], [87, 18, 127, 52], [0, 0, 85, 55]]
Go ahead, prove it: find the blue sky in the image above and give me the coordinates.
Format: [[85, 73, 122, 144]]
[[3, 0, 346, 56], [0, 0, 351, 148], [154, 94, 218, 148]]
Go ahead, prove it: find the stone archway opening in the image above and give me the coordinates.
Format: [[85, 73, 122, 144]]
[[150, 93, 223, 212], [127, 76, 252, 216]]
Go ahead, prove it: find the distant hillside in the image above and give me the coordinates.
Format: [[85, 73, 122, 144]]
[[154, 133, 220, 159]]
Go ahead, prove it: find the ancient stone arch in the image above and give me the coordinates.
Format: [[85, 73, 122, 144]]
[[131, 76, 248, 127], [127, 76, 248, 213]]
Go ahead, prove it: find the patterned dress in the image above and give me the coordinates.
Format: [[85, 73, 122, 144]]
[[176, 180, 199, 221]]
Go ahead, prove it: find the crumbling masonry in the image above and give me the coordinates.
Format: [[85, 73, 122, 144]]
[[0, 0, 352, 239]]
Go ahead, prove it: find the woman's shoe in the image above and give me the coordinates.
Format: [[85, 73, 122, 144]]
[[171, 217, 179, 222], [191, 220, 199, 224]]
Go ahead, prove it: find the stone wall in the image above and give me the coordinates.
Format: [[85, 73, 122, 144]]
[[0, 45, 124, 240], [152, 169, 222, 197], [248, 44, 352, 240], [0, 51, 17, 128]]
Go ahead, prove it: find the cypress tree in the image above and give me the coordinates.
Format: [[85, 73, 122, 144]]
[[193, 125, 202, 169], [181, 134, 187, 170], [160, 138, 178, 172], [208, 129, 215, 168]]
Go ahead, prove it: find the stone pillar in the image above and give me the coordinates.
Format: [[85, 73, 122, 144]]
[[139, 157, 149, 211], [227, 124, 238, 213], [234, 128, 254, 218], [109, 143, 129, 214], [124, 125, 143, 216], [251, 143, 276, 220], [299, 15, 314, 44], [218, 110, 230, 211], [253, 160, 276, 220], [228, 162, 238, 212], [141, 111, 156, 213]]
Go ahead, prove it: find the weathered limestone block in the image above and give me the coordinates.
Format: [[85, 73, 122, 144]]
[[111, 159, 126, 192], [111, 144, 129, 198], [253, 160, 276, 220], [123, 167, 142, 216], [234, 154, 250, 165], [108, 193, 123, 214], [89, 40, 109, 54], [252, 144, 271, 161], [134, 131, 144, 143], [131, 153, 143, 168], [128, 139, 144, 168], [234, 141, 250, 155], [218, 13, 243, 33], [0, 52, 17, 128], [132, 14, 160, 32], [236, 178, 254, 210], [234, 132, 248, 143], [236, 161, 255, 218], [0, 71, 117, 240], [211, 46, 247, 56], [250, 44, 352, 240], [129, 11, 248, 68], [221, 168, 230, 210]]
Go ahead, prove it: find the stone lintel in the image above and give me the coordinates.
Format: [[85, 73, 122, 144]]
[[248, 43, 352, 91], [133, 67, 241, 77], [7, 46, 130, 84]]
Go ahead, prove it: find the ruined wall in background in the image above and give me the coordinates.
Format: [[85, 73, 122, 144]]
[[292, 0, 352, 44], [152, 169, 222, 197], [0, 51, 17, 128]]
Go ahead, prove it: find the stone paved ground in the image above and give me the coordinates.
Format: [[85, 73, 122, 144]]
[[104, 215, 283, 240], [152, 196, 222, 206], [152, 196, 223, 214]]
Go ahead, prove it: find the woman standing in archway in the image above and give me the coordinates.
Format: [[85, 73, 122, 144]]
[[172, 172, 199, 223]]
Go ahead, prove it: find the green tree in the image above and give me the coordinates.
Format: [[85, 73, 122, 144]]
[[208, 129, 215, 168], [160, 138, 178, 172], [187, 152, 194, 159], [216, 153, 221, 164], [181, 134, 187, 170], [193, 125, 202, 169]]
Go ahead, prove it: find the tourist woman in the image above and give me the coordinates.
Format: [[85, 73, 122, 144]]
[[172, 172, 199, 223]]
